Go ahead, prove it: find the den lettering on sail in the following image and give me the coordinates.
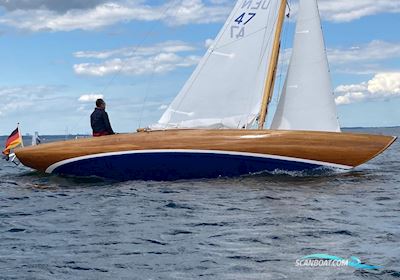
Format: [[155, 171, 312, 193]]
[[242, 0, 271, 10]]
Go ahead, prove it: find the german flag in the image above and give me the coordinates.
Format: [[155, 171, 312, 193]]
[[2, 127, 23, 156]]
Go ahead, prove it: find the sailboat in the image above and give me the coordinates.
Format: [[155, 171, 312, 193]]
[[15, 0, 396, 181]]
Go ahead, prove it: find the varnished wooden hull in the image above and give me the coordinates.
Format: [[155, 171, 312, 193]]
[[15, 130, 396, 181]]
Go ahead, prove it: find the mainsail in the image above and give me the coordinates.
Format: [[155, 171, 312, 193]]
[[154, 0, 281, 129], [271, 0, 341, 132]]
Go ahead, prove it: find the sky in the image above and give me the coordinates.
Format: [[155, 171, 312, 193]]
[[0, 0, 399, 135]]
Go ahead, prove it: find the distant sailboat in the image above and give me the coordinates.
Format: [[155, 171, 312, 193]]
[[31, 132, 41, 146], [15, 0, 396, 181]]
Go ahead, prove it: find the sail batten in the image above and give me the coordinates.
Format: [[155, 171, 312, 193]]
[[154, 0, 281, 130], [271, 0, 341, 132]]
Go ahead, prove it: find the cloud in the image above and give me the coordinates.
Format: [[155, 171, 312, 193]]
[[0, 83, 172, 134], [164, 0, 230, 26], [0, 3, 159, 32], [317, 0, 400, 22], [0, 85, 111, 134], [78, 94, 104, 102], [287, 0, 400, 23], [328, 41, 400, 74], [74, 54, 200, 77], [73, 41, 201, 77], [329, 41, 400, 64], [327, 41, 400, 75], [0, 0, 399, 32], [158, 104, 168, 110], [0, 85, 100, 117], [0, 0, 231, 32], [279, 41, 400, 75], [204, 38, 214, 49], [0, 85, 68, 117], [0, 0, 110, 13], [335, 72, 400, 105], [73, 41, 196, 59]]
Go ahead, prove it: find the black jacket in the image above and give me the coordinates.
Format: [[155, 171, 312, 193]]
[[90, 108, 115, 134]]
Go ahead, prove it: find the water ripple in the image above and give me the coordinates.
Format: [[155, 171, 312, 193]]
[[0, 129, 399, 279]]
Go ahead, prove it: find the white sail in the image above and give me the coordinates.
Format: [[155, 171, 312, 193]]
[[271, 0, 341, 132], [154, 0, 281, 129]]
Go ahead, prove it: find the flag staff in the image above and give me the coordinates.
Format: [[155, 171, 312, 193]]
[[17, 123, 24, 148]]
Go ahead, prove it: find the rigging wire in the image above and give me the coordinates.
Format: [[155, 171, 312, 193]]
[[98, 1, 177, 97], [136, 6, 183, 129], [69, 1, 178, 135], [137, 69, 155, 129]]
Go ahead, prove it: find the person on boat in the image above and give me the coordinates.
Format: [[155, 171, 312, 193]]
[[90, 98, 115, 137]]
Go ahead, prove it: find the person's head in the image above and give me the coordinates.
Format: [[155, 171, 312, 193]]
[[96, 98, 106, 109]]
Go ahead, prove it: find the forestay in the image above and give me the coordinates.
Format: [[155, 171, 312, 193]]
[[271, 0, 341, 132], [153, 0, 281, 129]]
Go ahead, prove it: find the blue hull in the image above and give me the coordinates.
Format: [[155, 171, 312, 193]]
[[51, 151, 321, 181]]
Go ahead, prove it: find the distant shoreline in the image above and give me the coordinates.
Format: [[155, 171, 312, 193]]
[[342, 126, 400, 129], [343, 126, 400, 129]]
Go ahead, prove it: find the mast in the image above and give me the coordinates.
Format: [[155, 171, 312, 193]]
[[258, 0, 287, 129]]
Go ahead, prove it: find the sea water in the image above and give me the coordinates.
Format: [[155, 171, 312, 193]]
[[0, 128, 399, 279]]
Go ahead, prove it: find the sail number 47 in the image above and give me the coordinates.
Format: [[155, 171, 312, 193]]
[[231, 12, 256, 38], [235, 12, 256, 25]]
